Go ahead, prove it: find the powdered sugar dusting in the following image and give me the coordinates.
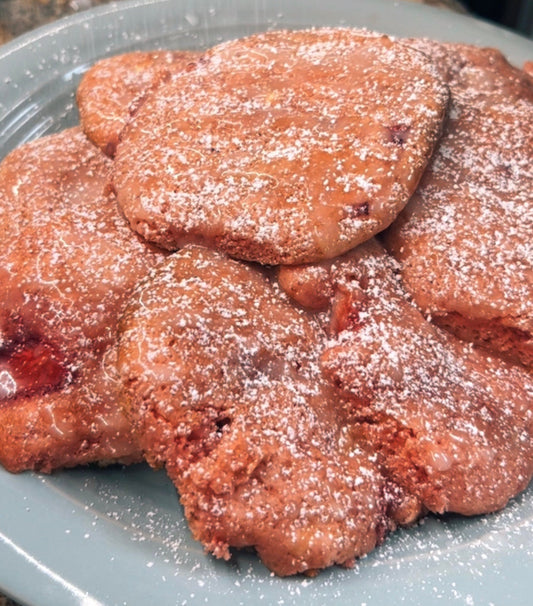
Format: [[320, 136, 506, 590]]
[[0, 127, 165, 472], [114, 28, 448, 264], [0, 22, 531, 603], [385, 40, 533, 365], [77, 50, 200, 156], [118, 246, 393, 576], [283, 241, 533, 516], [36, 462, 531, 605]]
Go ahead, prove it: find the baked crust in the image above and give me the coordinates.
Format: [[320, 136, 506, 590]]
[[280, 240, 533, 515], [384, 41, 533, 367], [117, 246, 405, 576], [0, 128, 165, 472], [114, 28, 449, 264], [77, 50, 200, 156]]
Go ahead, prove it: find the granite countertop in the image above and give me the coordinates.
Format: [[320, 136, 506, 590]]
[[0, 0, 110, 43], [0, 1, 466, 605]]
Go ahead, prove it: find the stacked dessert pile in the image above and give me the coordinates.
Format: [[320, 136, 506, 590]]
[[0, 28, 531, 576]]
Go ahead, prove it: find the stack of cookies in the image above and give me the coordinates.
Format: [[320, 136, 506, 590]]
[[0, 28, 531, 577]]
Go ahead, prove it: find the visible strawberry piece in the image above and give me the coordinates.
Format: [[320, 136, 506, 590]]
[[0, 340, 67, 400]]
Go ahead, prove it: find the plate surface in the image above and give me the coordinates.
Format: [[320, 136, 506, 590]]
[[0, 1, 532, 605]]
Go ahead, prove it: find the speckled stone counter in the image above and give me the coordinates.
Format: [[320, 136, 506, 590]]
[[0, 0, 109, 43]]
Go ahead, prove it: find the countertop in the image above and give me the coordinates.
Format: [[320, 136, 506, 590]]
[[0, 1, 466, 605]]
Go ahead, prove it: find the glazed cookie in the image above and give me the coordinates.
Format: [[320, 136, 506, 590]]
[[0, 127, 165, 472], [117, 246, 417, 576], [77, 50, 200, 156], [114, 27, 449, 264], [280, 240, 533, 516], [384, 41, 533, 367]]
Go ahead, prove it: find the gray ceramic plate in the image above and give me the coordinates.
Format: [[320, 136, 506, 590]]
[[0, 1, 532, 605]]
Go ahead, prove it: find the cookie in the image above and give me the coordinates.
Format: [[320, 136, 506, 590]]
[[0, 127, 165, 472], [384, 41, 533, 367], [280, 240, 533, 515], [114, 28, 449, 264], [77, 50, 200, 156], [117, 246, 412, 576]]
